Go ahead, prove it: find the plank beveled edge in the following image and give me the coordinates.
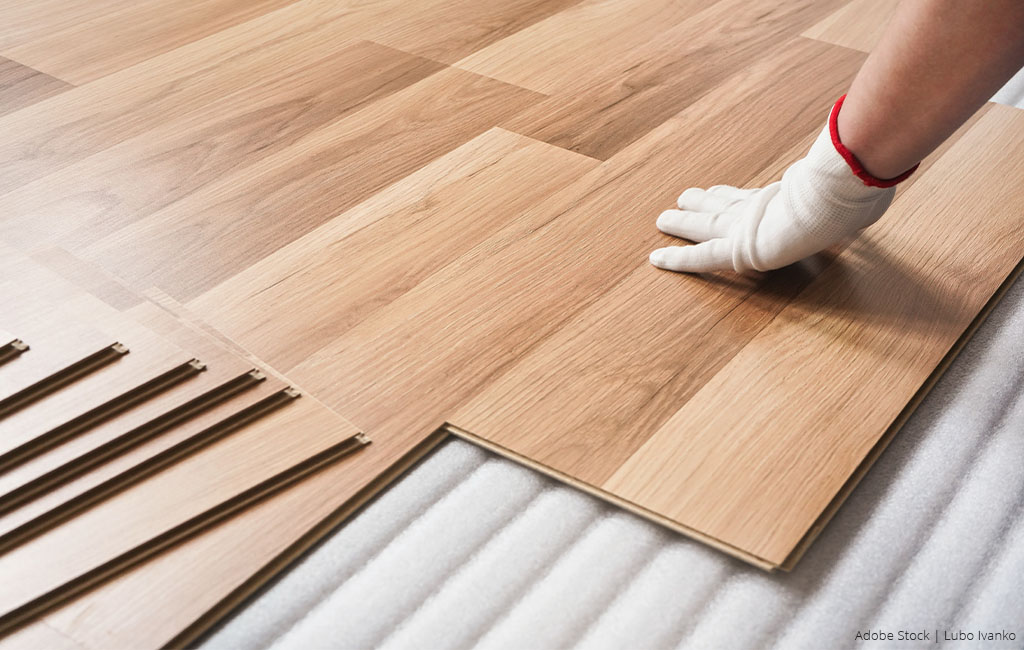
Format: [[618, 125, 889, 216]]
[[443, 423, 777, 572], [778, 249, 1024, 571], [173, 427, 448, 648], [0, 432, 371, 638]]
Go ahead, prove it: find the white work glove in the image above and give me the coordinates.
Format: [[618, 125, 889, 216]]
[[649, 96, 917, 273]]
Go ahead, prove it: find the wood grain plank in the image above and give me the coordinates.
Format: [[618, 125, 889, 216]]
[[367, 0, 584, 64], [0, 14, 417, 196], [0, 289, 196, 467], [601, 103, 1024, 565], [0, 41, 444, 252], [501, 0, 848, 159], [275, 38, 862, 445], [0, 0, 300, 84], [190, 128, 600, 371], [0, 384, 362, 627], [803, 0, 897, 53], [0, 0, 582, 198], [449, 87, 990, 491], [5, 425, 438, 650], [0, 57, 69, 117], [0, 0, 134, 51], [0, 619, 81, 650], [0, 0, 579, 85], [0, 369, 268, 522], [0, 281, 115, 402], [77, 68, 543, 301], [455, 0, 712, 94]]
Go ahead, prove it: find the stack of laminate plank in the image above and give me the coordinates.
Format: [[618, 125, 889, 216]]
[[0, 250, 372, 647]]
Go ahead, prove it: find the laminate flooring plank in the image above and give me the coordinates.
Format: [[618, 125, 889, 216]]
[[0, 379, 287, 548], [0, 303, 260, 508], [190, 128, 601, 371], [600, 103, 1024, 566], [0, 0, 301, 84], [266, 38, 862, 444], [0, 0, 134, 51], [0, 619, 81, 650], [27, 248, 144, 311], [501, 0, 848, 160], [366, 0, 584, 64], [0, 0, 577, 200], [0, 41, 444, 252], [0, 385, 362, 626], [0, 288, 118, 402], [0, 431, 369, 636], [0, 291, 196, 467], [455, 0, 714, 94], [78, 69, 543, 301], [0, 0, 578, 85], [0, 9, 411, 196], [450, 84, 990, 491], [0, 58, 70, 118], [802, 0, 898, 53], [0, 370, 270, 524], [1, 426, 437, 650]]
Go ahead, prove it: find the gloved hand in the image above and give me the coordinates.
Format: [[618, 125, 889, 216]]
[[649, 95, 918, 274]]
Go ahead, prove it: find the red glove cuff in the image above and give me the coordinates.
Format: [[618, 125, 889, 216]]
[[829, 94, 919, 188]]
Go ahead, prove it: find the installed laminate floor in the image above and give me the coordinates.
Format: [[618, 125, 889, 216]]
[[1, 0, 1023, 642]]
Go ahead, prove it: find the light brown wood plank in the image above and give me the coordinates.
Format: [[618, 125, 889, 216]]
[[0, 41, 444, 252], [367, 0, 583, 64], [455, 0, 711, 94], [502, 0, 848, 159], [0, 0, 300, 84], [0, 298, 261, 512], [10, 427, 438, 650], [802, 0, 898, 53], [0, 13, 424, 197], [0, 0, 580, 85], [0, 0, 579, 199], [0, 385, 362, 627], [0, 57, 69, 117], [0, 285, 196, 468], [268, 38, 861, 447], [190, 128, 600, 370], [0, 375, 284, 544], [0, 275, 116, 403], [77, 68, 542, 301], [0, 0, 133, 51], [449, 91, 990, 492], [600, 103, 1024, 566], [0, 619, 81, 650]]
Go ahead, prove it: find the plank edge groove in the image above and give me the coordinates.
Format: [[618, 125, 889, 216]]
[[443, 423, 778, 571]]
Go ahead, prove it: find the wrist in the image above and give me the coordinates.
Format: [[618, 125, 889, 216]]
[[830, 94, 919, 187]]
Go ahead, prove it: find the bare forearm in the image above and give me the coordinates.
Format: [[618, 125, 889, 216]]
[[838, 0, 1024, 179]]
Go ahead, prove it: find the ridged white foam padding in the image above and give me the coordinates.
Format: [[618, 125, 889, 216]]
[[199, 81, 1024, 650]]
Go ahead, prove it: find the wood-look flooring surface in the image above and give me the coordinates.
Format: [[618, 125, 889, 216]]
[[1, 0, 1023, 643]]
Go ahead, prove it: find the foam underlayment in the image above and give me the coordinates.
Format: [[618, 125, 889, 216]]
[[198, 88, 1024, 650]]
